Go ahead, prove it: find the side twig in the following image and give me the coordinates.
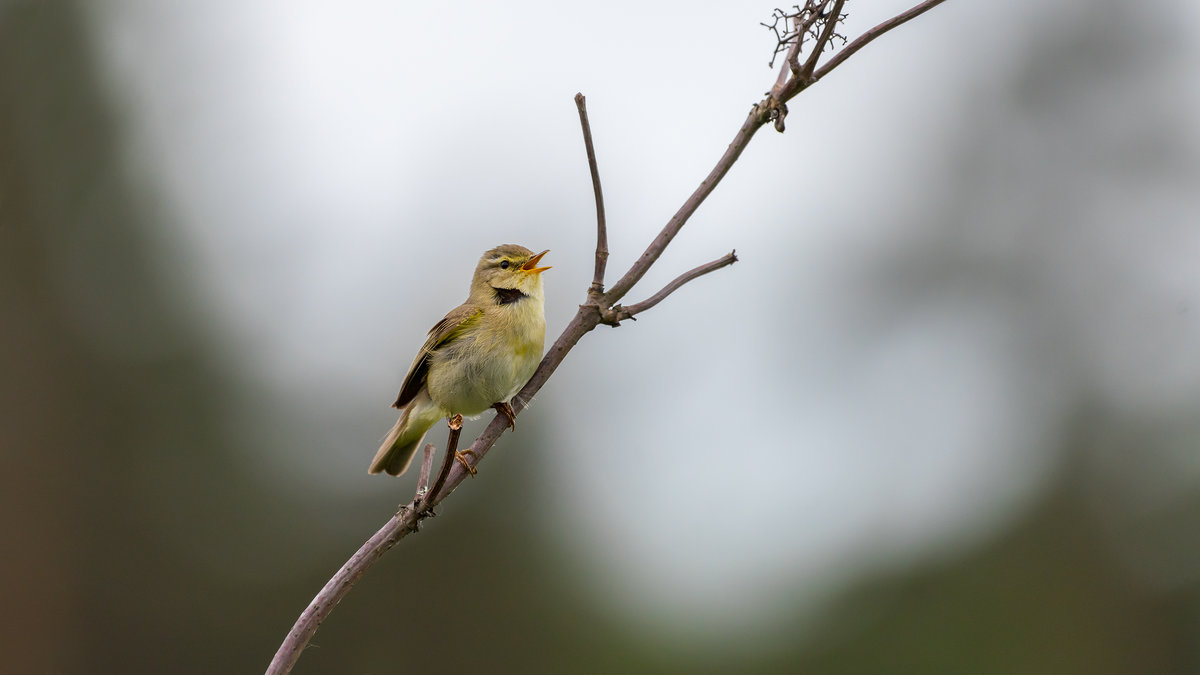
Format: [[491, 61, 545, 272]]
[[575, 93, 608, 296], [414, 443, 435, 499], [800, 0, 847, 79], [422, 415, 464, 511], [613, 251, 738, 322]]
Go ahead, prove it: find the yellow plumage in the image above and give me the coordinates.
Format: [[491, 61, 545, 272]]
[[368, 245, 549, 476]]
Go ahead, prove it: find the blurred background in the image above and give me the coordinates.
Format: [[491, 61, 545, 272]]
[[3, 0, 1200, 672]]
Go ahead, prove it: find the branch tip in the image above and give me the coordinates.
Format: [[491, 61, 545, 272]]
[[414, 443, 436, 499], [575, 92, 609, 292], [613, 251, 739, 322]]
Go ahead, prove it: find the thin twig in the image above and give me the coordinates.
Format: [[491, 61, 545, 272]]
[[615, 251, 738, 321], [414, 443, 435, 499], [788, 2, 825, 78], [785, 11, 807, 79], [800, 0, 846, 79], [423, 415, 463, 510], [575, 93, 608, 295], [811, 0, 948, 85], [766, 2, 827, 97]]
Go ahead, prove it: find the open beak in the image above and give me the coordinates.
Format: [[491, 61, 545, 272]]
[[521, 249, 551, 274]]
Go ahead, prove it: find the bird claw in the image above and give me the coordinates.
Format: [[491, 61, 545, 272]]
[[455, 449, 478, 476], [493, 402, 517, 430]]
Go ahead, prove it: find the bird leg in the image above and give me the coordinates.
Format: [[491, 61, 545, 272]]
[[493, 401, 517, 430], [455, 448, 478, 476]]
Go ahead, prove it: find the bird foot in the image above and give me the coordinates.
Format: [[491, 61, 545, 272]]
[[455, 449, 478, 476], [493, 402, 516, 430]]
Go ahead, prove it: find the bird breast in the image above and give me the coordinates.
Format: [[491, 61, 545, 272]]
[[425, 302, 545, 416]]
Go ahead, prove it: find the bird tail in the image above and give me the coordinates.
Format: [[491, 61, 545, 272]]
[[368, 390, 443, 476]]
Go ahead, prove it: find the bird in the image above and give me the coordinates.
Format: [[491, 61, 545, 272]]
[[368, 244, 550, 476]]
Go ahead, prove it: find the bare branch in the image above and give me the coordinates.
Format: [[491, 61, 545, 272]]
[[575, 93, 608, 295], [269, 3, 951, 670], [613, 251, 738, 321], [603, 0, 931, 286], [436, 0, 954, 497], [789, 2, 825, 78], [786, 10, 808, 78], [266, 510, 419, 674], [799, 0, 846, 80], [812, 0, 949, 84], [764, 2, 833, 97]]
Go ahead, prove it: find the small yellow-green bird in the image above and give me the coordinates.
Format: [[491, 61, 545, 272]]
[[368, 244, 550, 476]]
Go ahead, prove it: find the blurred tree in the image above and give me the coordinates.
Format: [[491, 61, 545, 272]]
[[0, 1, 277, 671]]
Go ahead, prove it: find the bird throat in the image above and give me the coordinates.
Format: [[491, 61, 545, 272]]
[[492, 286, 527, 305]]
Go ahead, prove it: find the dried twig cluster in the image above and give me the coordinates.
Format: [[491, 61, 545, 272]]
[[762, 2, 847, 70]]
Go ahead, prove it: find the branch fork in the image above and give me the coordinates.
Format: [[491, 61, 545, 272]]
[[759, 0, 947, 135]]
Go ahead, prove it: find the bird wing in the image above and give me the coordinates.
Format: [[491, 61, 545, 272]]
[[392, 304, 483, 408]]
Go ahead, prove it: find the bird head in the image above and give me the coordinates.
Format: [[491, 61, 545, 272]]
[[470, 244, 550, 304]]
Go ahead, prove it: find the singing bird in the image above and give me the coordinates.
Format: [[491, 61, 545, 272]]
[[369, 245, 550, 476]]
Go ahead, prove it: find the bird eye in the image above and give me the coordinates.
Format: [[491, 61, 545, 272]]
[[499, 260, 510, 269]]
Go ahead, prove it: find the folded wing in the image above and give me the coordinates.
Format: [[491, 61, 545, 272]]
[[392, 305, 483, 408]]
